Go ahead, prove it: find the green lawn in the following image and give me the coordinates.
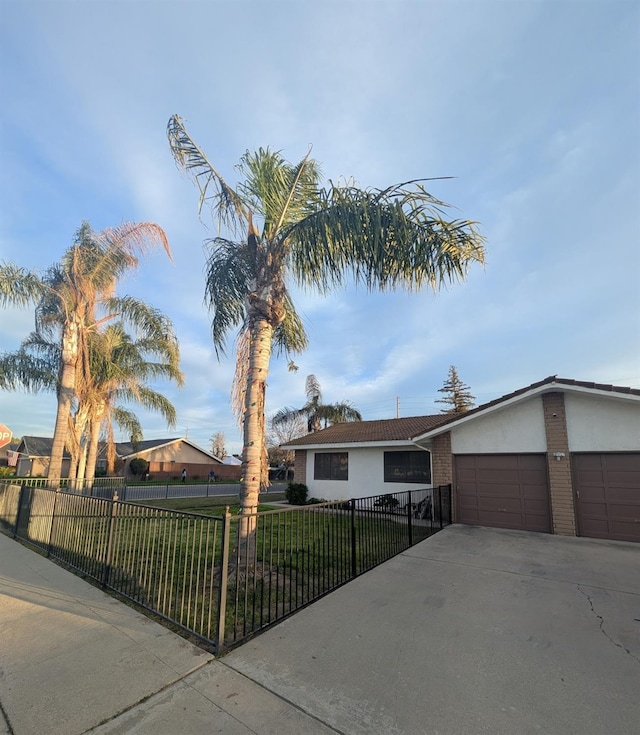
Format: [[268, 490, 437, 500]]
[[135, 493, 287, 515]]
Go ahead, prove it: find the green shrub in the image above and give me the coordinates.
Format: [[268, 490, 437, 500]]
[[129, 458, 150, 477], [307, 497, 327, 505], [0, 466, 16, 478], [285, 482, 308, 505]]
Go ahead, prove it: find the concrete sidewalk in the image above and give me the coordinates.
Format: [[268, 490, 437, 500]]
[[0, 533, 335, 735], [1, 526, 639, 734]]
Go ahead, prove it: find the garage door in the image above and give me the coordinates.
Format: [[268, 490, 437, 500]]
[[573, 453, 640, 543], [455, 454, 551, 533]]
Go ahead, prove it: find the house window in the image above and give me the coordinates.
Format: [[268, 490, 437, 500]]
[[384, 451, 431, 483], [314, 452, 348, 481]]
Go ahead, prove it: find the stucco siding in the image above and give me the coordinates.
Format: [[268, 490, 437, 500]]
[[451, 399, 547, 453], [304, 446, 432, 501], [138, 443, 213, 463], [565, 393, 640, 451]]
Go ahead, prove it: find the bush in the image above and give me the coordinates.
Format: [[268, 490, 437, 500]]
[[307, 497, 327, 505], [285, 482, 308, 505], [0, 466, 16, 478], [129, 458, 150, 478]]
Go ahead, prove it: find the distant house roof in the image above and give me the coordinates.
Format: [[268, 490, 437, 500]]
[[116, 437, 222, 462], [17, 436, 72, 459], [281, 415, 450, 448]]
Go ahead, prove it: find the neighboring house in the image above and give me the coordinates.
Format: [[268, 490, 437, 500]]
[[0, 441, 20, 468], [283, 376, 640, 543], [13, 437, 74, 478], [115, 437, 241, 481], [282, 415, 449, 499]]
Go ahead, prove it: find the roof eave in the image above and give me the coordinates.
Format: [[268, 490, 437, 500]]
[[412, 380, 640, 442], [282, 438, 431, 450]]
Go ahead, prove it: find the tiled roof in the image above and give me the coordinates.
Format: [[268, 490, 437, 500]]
[[283, 375, 640, 448], [282, 415, 450, 447]]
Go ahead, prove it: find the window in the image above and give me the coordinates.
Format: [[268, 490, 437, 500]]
[[314, 452, 348, 480], [384, 451, 431, 483]]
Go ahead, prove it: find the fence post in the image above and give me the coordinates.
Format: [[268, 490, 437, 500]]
[[47, 489, 62, 557], [216, 507, 232, 655], [102, 492, 120, 588], [165, 483, 169, 499], [350, 499, 357, 577], [407, 490, 413, 547], [13, 483, 28, 539]]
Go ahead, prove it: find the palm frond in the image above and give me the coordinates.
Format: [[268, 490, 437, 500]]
[[271, 290, 308, 356], [236, 148, 321, 238], [0, 349, 57, 392], [203, 238, 252, 355], [271, 405, 307, 427], [0, 263, 46, 308], [167, 115, 248, 231], [231, 327, 250, 427], [111, 407, 144, 438], [287, 181, 485, 292], [305, 374, 322, 403]]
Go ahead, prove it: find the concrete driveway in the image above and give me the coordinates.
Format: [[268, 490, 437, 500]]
[[224, 525, 640, 735]]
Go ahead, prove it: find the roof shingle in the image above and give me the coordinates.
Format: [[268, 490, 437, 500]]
[[283, 415, 449, 447]]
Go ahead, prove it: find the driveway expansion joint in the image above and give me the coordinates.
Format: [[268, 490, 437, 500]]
[[218, 659, 347, 735], [79, 657, 213, 733]]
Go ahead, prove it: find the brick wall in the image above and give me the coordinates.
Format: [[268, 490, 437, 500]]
[[431, 432, 453, 486], [293, 449, 307, 484], [542, 392, 576, 536]]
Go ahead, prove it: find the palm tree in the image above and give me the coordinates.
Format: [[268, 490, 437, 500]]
[[273, 374, 362, 433], [0, 221, 172, 481], [0, 318, 182, 485], [80, 321, 183, 485], [167, 115, 485, 537]]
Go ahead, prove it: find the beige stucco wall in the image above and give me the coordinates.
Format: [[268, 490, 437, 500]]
[[138, 443, 214, 463], [450, 399, 547, 453], [565, 393, 640, 451]]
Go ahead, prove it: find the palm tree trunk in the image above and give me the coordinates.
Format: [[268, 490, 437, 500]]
[[85, 412, 104, 488], [48, 324, 79, 482], [239, 317, 273, 554]]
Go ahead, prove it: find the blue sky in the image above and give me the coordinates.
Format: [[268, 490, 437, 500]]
[[1, 0, 639, 455]]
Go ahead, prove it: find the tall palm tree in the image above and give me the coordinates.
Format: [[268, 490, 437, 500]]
[[167, 115, 485, 536], [0, 221, 172, 480], [0, 317, 182, 485], [80, 321, 183, 485], [273, 374, 362, 433]]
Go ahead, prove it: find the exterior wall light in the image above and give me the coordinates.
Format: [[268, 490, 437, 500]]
[[553, 452, 566, 461]]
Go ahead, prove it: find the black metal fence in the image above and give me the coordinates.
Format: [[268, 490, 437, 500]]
[[0, 481, 451, 653]]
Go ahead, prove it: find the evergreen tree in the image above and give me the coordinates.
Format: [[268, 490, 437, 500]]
[[436, 365, 475, 414]]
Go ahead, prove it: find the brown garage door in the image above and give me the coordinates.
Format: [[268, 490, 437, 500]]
[[573, 453, 640, 543], [455, 454, 551, 533]]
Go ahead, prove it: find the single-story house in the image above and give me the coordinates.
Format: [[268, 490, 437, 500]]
[[115, 437, 241, 481], [282, 376, 640, 543], [13, 436, 77, 477]]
